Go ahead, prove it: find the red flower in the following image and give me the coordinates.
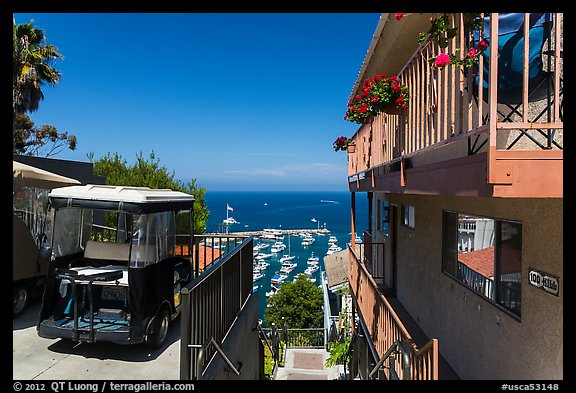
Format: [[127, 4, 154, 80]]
[[354, 95, 361, 101], [347, 101, 353, 107], [370, 95, 379, 103], [466, 47, 478, 59], [392, 83, 401, 92], [396, 97, 405, 106], [434, 53, 451, 67], [476, 39, 488, 51], [395, 13, 404, 21]]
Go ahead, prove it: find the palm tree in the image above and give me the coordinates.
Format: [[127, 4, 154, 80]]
[[13, 20, 63, 117]]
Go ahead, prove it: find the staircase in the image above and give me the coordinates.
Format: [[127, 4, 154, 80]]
[[274, 348, 345, 380]]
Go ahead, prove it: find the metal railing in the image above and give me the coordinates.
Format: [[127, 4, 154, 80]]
[[348, 244, 438, 380], [176, 234, 249, 277], [189, 337, 242, 380], [179, 237, 253, 380], [258, 322, 283, 377]]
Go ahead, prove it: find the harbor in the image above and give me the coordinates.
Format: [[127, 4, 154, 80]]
[[209, 228, 331, 238]]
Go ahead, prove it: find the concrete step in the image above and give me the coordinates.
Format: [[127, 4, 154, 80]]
[[273, 348, 345, 380]]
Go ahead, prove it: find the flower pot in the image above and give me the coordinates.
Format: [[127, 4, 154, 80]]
[[362, 115, 374, 125], [347, 144, 356, 153], [383, 105, 403, 115]]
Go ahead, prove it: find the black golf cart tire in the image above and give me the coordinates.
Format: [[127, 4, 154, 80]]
[[13, 284, 29, 318], [145, 307, 170, 349]]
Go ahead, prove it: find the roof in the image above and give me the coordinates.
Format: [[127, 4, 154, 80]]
[[349, 13, 439, 101], [13, 160, 80, 189], [49, 184, 194, 214], [457, 247, 495, 278], [323, 249, 349, 289]]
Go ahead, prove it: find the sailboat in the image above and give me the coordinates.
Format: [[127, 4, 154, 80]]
[[279, 234, 296, 263]]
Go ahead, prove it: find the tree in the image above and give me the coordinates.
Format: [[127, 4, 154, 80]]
[[13, 113, 77, 157], [13, 20, 63, 117], [89, 151, 210, 234], [264, 274, 323, 329]]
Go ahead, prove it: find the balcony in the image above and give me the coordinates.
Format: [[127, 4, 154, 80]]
[[347, 13, 563, 198]]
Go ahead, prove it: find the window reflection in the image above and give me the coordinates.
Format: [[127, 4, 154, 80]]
[[456, 214, 495, 299]]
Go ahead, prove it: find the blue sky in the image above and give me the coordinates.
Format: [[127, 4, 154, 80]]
[[14, 13, 379, 191]]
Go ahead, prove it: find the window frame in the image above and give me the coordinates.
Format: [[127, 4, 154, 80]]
[[401, 204, 415, 229], [442, 210, 522, 320]]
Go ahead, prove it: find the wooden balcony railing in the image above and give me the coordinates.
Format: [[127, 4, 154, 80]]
[[348, 245, 438, 380], [348, 13, 563, 195]]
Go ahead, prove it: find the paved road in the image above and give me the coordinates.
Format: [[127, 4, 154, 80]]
[[13, 299, 181, 380]]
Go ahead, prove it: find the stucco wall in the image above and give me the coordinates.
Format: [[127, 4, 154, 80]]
[[374, 193, 562, 379]]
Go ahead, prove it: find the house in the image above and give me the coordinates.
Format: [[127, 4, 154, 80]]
[[344, 13, 562, 380]]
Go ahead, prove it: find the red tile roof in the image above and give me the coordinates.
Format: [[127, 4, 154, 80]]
[[458, 246, 494, 278]]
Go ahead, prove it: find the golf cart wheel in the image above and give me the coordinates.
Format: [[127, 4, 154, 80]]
[[13, 284, 29, 318], [145, 307, 170, 349]]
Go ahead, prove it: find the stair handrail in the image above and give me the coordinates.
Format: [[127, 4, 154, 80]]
[[369, 339, 411, 380], [189, 336, 242, 379]]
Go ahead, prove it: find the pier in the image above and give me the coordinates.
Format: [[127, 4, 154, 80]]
[[207, 228, 331, 238]]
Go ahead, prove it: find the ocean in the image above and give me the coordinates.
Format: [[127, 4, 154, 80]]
[[203, 191, 368, 322]]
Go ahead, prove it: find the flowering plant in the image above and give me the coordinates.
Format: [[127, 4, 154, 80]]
[[333, 136, 353, 152], [396, 13, 488, 69], [344, 73, 409, 124]]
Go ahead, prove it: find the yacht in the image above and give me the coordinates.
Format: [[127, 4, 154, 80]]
[[304, 265, 319, 275], [301, 236, 315, 246], [294, 273, 316, 283], [266, 285, 279, 297], [280, 262, 297, 274], [255, 253, 272, 260], [279, 254, 296, 263], [253, 272, 264, 281], [328, 235, 338, 244], [326, 244, 343, 255], [271, 273, 288, 285], [307, 252, 320, 265], [270, 241, 286, 253]]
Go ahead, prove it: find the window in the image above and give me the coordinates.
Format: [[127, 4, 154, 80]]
[[382, 200, 390, 236], [442, 211, 522, 318], [402, 204, 415, 229]]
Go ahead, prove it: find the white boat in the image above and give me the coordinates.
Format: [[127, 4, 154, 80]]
[[252, 285, 259, 293], [257, 260, 270, 269], [255, 253, 272, 260], [301, 236, 315, 246], [223, 217, 238, 225], [270, 241, 286, 253], [271, 273, 288, 284], [253, 272, 264, 281], [280, 261, 297, 272], [304, 265, 319, 275], [266, 285, 279, 297], [326, 244, 343, 255], [328, 235, 338, 244], [279, 254, 296, 263], [254, 243, 269, 251], [307, 252, 320, 265], [279, 234, 295, 264], [294, 273, 316, 283]]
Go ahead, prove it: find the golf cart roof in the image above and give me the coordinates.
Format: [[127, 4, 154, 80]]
[[49, 184, 194, 214]]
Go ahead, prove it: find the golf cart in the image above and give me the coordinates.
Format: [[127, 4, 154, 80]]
[[13, 161, 80, 317], [37, 184, 194, 348]]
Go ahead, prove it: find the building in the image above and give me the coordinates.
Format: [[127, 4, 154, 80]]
[[344, 13, 562, 380]]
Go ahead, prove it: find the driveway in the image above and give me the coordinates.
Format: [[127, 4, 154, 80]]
[[13, 299, 181, 380]]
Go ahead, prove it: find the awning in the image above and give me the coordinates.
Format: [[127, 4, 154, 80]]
[[13, 160, 81, 190]]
